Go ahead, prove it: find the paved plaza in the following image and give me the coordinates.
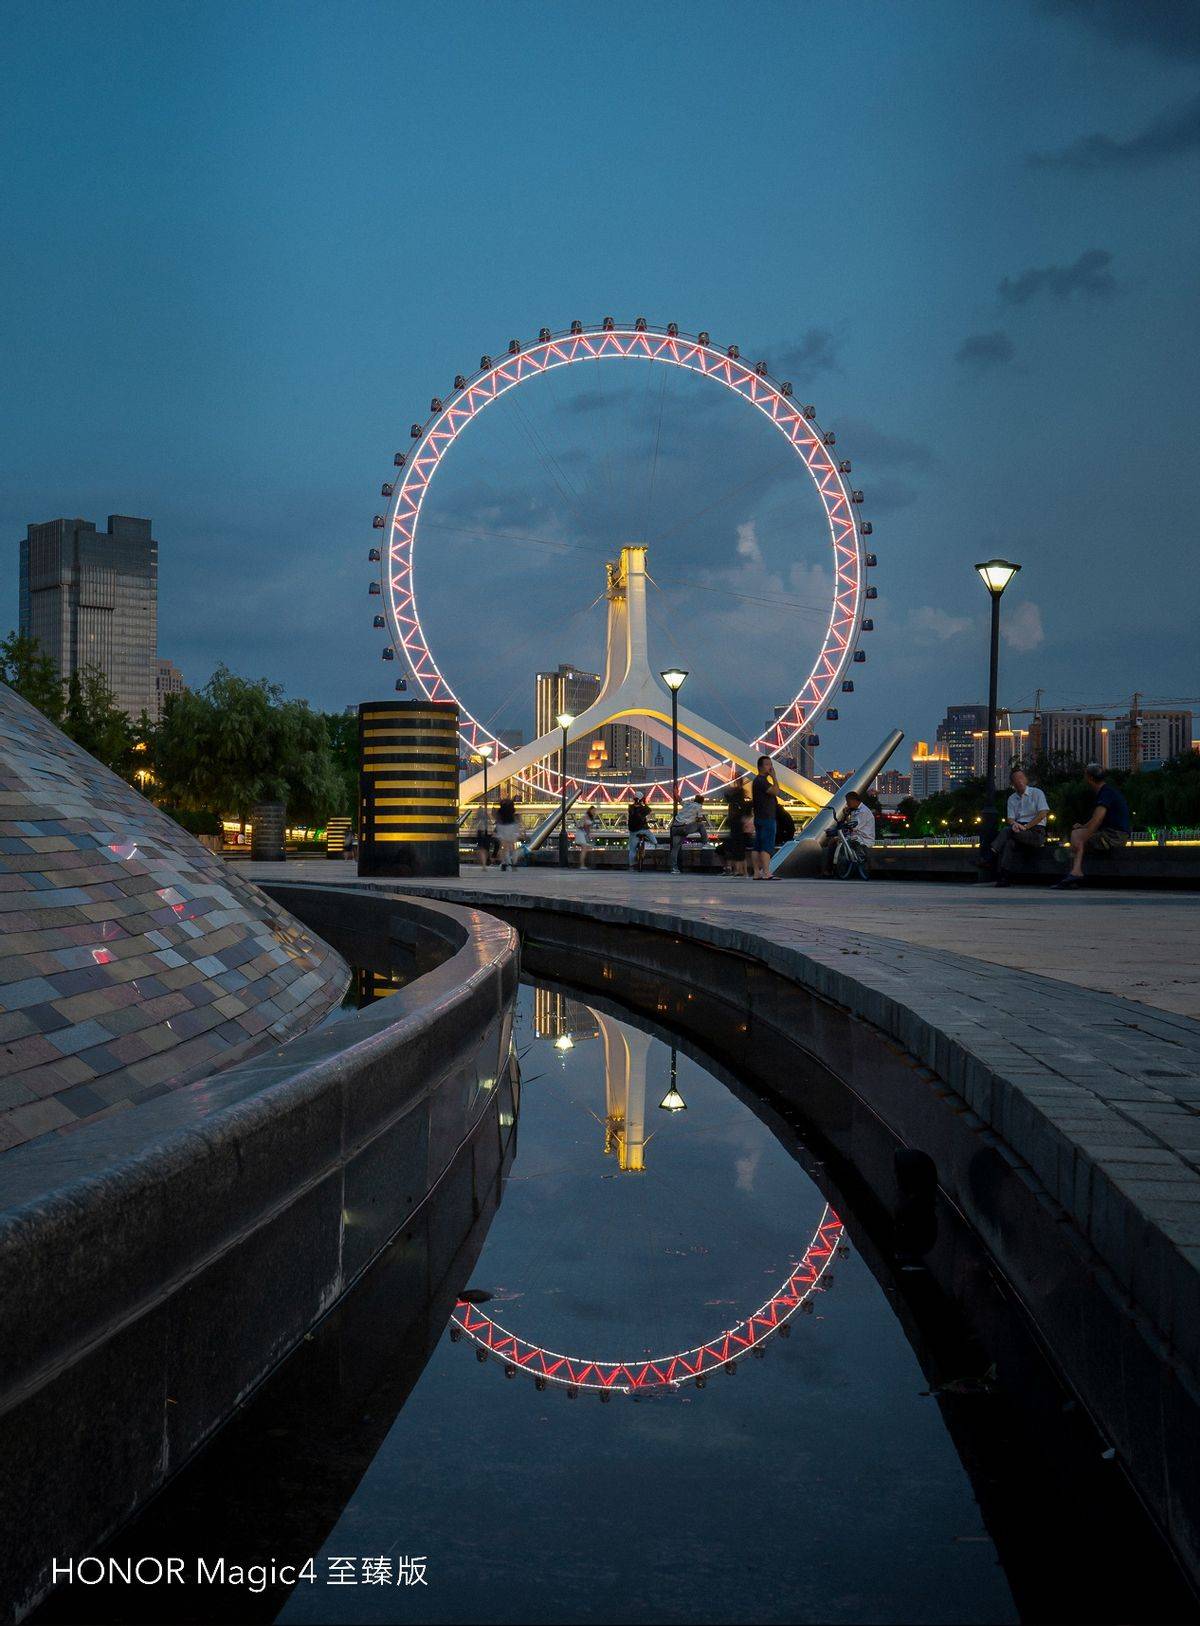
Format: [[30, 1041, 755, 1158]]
[[250, 862, 1200, 1020]]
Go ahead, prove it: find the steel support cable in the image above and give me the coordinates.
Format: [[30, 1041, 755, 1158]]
[[640, 365, 669, 544]]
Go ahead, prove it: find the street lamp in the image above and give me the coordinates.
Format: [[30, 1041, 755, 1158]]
[[556, 710, 575, 867], [660, 669, 688, 820], [476, 741, 493, 819], [974, 558, 1020, 854], [658, 1045, 687, 1113]]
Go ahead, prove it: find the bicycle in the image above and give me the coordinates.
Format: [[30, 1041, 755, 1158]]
[[828, 822, 871, 880]]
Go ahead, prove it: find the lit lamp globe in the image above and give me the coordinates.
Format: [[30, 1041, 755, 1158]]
[[974, 559, 1020, 597], [556, 710, 575, 732], [554, 1033, 574, 1054], [658, 1081, 687, 1113], [660, 668, 689, 692]]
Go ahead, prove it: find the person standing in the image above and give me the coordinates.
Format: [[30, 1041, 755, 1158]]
[[627, 793, 651, 869], [751, 756, 779, 879], [722, 777, 749, 876], [1055, 764, 1130, 890], [669, 795, 709, 874], [495, 794, 523, 872], [472, 805, 492, 869], [989, 766, 1048, 887]]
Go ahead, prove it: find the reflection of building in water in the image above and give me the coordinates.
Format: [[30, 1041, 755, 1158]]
[[598, 1010, 651, 1173], [354, 965, 411, 1007], [533, 988, 600, 1042]]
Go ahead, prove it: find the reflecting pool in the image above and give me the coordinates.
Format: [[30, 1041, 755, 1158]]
[[44, 970, 1191, 1625], [279, 981, 1014, 1625]]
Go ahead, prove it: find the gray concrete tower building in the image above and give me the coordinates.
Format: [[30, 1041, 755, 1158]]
[[19, 515, 157, 720]]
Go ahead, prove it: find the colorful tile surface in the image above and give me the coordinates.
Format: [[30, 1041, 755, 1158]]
[[0, 687, 348, 1153]]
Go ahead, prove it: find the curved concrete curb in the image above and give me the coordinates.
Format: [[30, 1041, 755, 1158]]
[[378, 877, 1200, 1586], [0, 890, 518, 1623]]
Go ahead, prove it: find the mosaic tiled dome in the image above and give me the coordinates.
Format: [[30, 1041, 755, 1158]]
[[0, 685, 348, 1153]]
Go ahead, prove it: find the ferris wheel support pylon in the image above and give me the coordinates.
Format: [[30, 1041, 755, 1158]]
[[457, 546, 832, 808]]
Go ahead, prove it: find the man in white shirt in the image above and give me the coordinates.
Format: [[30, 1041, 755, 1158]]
[[990, 766, 1049, 886], [821, 790, 876, 875], [669, 796, 710, 874]]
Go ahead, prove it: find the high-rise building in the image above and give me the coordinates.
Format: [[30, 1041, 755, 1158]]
[[534, 664, 601, 788], [1110, 710, 1192, 772], [874, 769, 912, 806], [155, 657, 185, 719], [20, 515, 157, 720], [971, 725, 1029, 784], [911, 740, 950, 799], [1028, 710, 1107, 769], [936, 704, 988, 786]]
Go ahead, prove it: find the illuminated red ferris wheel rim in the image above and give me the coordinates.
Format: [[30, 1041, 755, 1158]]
[[450, 1204, 843, 1393], [379, 322, 869, 798]]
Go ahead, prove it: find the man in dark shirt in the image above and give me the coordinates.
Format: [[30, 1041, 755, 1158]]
[[626, 794, 651, 869], [751, 756, 779, 879], [1054, 763, 1131, 890]]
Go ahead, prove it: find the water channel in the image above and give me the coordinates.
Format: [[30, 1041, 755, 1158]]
[[38, 961, 1195, 1626]]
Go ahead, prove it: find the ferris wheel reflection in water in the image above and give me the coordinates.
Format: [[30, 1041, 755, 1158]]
[[451, 989, 844, 1397]]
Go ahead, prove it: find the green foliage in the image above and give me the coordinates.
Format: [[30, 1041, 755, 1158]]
[[0, 630, 65, 723], [322, 709, 359, 820], [905, 752, 1200, 836], [163, 805, 221, 836], [154, 665, 342, 822], [63, 667, 136, 776]]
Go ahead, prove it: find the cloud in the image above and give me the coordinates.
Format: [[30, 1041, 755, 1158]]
[[1037, 1, 1200, 59], [907, 606, 973, 642], [999, 248, 1115, 305], [1028, 93, 1200, 172], [834, 419, 935, 471], [771, 328, 840, 381], [735, 519, 763, 565], [864, 477, 919, 515], [955, 331, 1016, 370], [1002, 601, 1045, 653]]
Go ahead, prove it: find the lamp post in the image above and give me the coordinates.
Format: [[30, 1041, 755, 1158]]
[[658, 1045, 687, 1113], [660, 669, 688, 821], [476, 741, 493, 820], [974, 558, 1020, 857], [556, 710, 574, 867]]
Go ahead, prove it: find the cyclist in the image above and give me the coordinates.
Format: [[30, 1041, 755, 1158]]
[[821, 790, 875, 878]]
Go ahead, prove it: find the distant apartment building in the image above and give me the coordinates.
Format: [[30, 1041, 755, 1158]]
[[534, 664, 601, 789], [936, 704, 988, 787], [873, 768, 912, 807], [1028, 710, 1107, 769], [155, 657, 185, 718], [971, 724, 1029, 784], [911, 740, 950, 799], [19, 515, 157, 719], [533, 664, 649, 788], [1110, 710, 1192, 772]]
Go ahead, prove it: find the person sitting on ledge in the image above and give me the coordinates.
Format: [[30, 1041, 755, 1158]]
[[669, 795, 709, 874], [1054, 763, 1130, 890], [989, 765, 1048, 887]]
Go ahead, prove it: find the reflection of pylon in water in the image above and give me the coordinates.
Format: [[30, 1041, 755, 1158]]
[[458, 546, 829, 807], [599, 1010, 649, 1173]]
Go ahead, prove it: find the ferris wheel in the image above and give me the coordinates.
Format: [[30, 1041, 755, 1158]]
[[370, 320, 877, 800]]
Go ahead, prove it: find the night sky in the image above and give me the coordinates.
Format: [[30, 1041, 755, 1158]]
[[3, 0, 1197, 773]]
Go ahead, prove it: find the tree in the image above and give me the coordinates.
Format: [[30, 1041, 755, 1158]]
[[63, 667, 135, 775], [0, 631, 65, 723], [323, 709, 359, 818], [154, 665, 342, 823]]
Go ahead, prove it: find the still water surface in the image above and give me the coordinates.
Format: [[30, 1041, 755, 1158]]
[[277, 981, 1014, 1625]]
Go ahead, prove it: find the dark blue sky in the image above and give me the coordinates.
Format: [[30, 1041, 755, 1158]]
[[3, 0, 1197, 770]]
